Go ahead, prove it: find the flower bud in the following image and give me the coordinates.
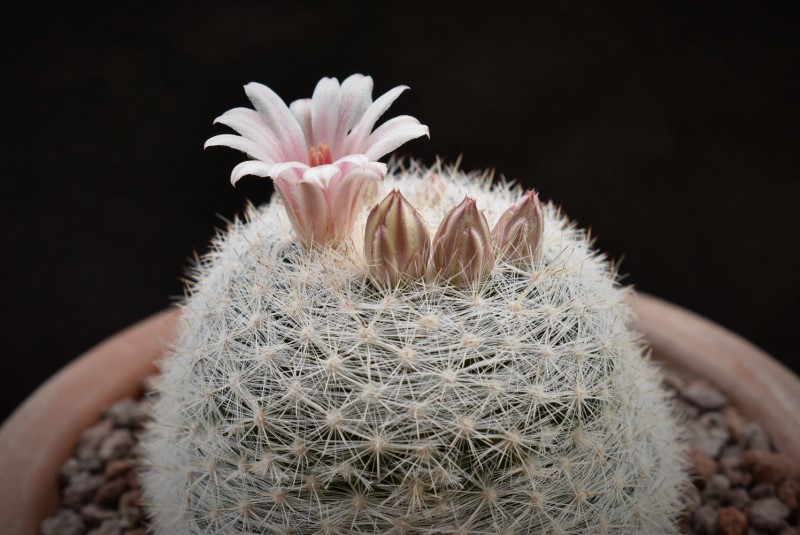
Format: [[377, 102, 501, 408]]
[[364, 190, 431, 287], [492, 190, 544, 265], [432, 196, 495, 284]]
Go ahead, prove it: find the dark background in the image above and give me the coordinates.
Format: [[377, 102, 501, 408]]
[[2, 2, 798, 420]]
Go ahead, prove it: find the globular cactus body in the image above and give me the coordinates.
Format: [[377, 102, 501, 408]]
[[143, 163, 687, 534]]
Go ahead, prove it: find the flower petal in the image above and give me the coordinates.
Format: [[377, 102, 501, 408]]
[[271, 178, 305, 242], [363, 116, 430, 160], [244, 82, 308, 161], [301, 164, 342, 204], [329, 166, 384, 238], [269, 161, 308, 183], [205, 134, 275, 164], [230, 160, 273, 185], [294, 180, 330, 244], [335, 74, 374, 150], [289, 98, 313, 149], [332, 154, 387, 177], [212, 107, 284, 162], [345, 85, 409, 154], [311, 77, 342, 150]]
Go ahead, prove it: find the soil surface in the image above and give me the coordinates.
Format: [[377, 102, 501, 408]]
[[41, 371, 800, 535]]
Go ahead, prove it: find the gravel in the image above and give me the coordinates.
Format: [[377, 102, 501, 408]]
[[40, 370, 800, 534]]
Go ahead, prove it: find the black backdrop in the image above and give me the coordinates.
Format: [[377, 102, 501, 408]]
[[2, 2, 798, 420]]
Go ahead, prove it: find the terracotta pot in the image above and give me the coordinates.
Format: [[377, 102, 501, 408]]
[[1, 293, 798, 535]]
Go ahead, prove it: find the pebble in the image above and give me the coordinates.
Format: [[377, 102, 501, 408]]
[[41, 396, 150, 534], [743, 450, 798, 485], [78, 419, 114, 453], [80, 503, 117, 525], [691, 448, 720, 480], [693, 504, 719, 534], [119, 489, 143, 527], [104, 459, 136, 479], [704, 474, 731, 501], [94, 478, 129, 508], [41, 508, 85, 535], [776, 478, 798, 510], [691, 413, 731, 458], [718, 506, 748, 535], [749, 497, 790, 531], [681, 380, 728, 411], [98, 429, 135, 461], [750, 483, 776, 500], [742, 422, 771, 451], [105, 398, 149, 429], [723, 408, 747, 442], [87, 518, 121, 535], [725, 488, 750, 509], [62, 472, 105, 509]]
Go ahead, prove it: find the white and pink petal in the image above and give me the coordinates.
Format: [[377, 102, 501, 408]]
[[363, 115, 429, 161]]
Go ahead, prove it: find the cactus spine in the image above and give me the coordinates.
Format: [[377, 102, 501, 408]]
[[142, 162, 687, 534]]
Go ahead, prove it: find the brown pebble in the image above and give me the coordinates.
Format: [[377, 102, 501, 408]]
[[749, 497, 789, 531], [723, 407, 747, 442], [80, 503, 117, 525], [124, 529, 147, 535], [691, 447, 720, 480], [718, 507, 748, 535], [94, 478, 129, 508], [105, 459, 136, 479], [777, 478, 798, 511], [99, 429, 135, 461], [742, 451, 798, 485]]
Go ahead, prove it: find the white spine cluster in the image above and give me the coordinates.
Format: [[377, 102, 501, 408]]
[[143, 161, 687, 534]]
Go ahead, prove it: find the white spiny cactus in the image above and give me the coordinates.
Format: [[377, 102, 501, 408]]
[[142, 161, 688, 534]]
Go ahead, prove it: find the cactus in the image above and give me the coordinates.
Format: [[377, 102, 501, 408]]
[[143, 74, 686, 533], [143, 158, 687, 534]]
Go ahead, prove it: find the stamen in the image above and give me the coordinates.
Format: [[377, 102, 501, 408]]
[[309, 143, 333, 167]]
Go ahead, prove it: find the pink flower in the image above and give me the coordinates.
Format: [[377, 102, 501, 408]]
[[205, 74, 429, 246]]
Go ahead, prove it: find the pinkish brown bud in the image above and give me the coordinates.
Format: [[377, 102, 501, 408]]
[[364, 190, 431, 287], [432, 196, 495, 284], [492, 190, 544, 265]]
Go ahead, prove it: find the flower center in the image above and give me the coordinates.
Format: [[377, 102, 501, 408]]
[[309, 143, 333, 167]]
